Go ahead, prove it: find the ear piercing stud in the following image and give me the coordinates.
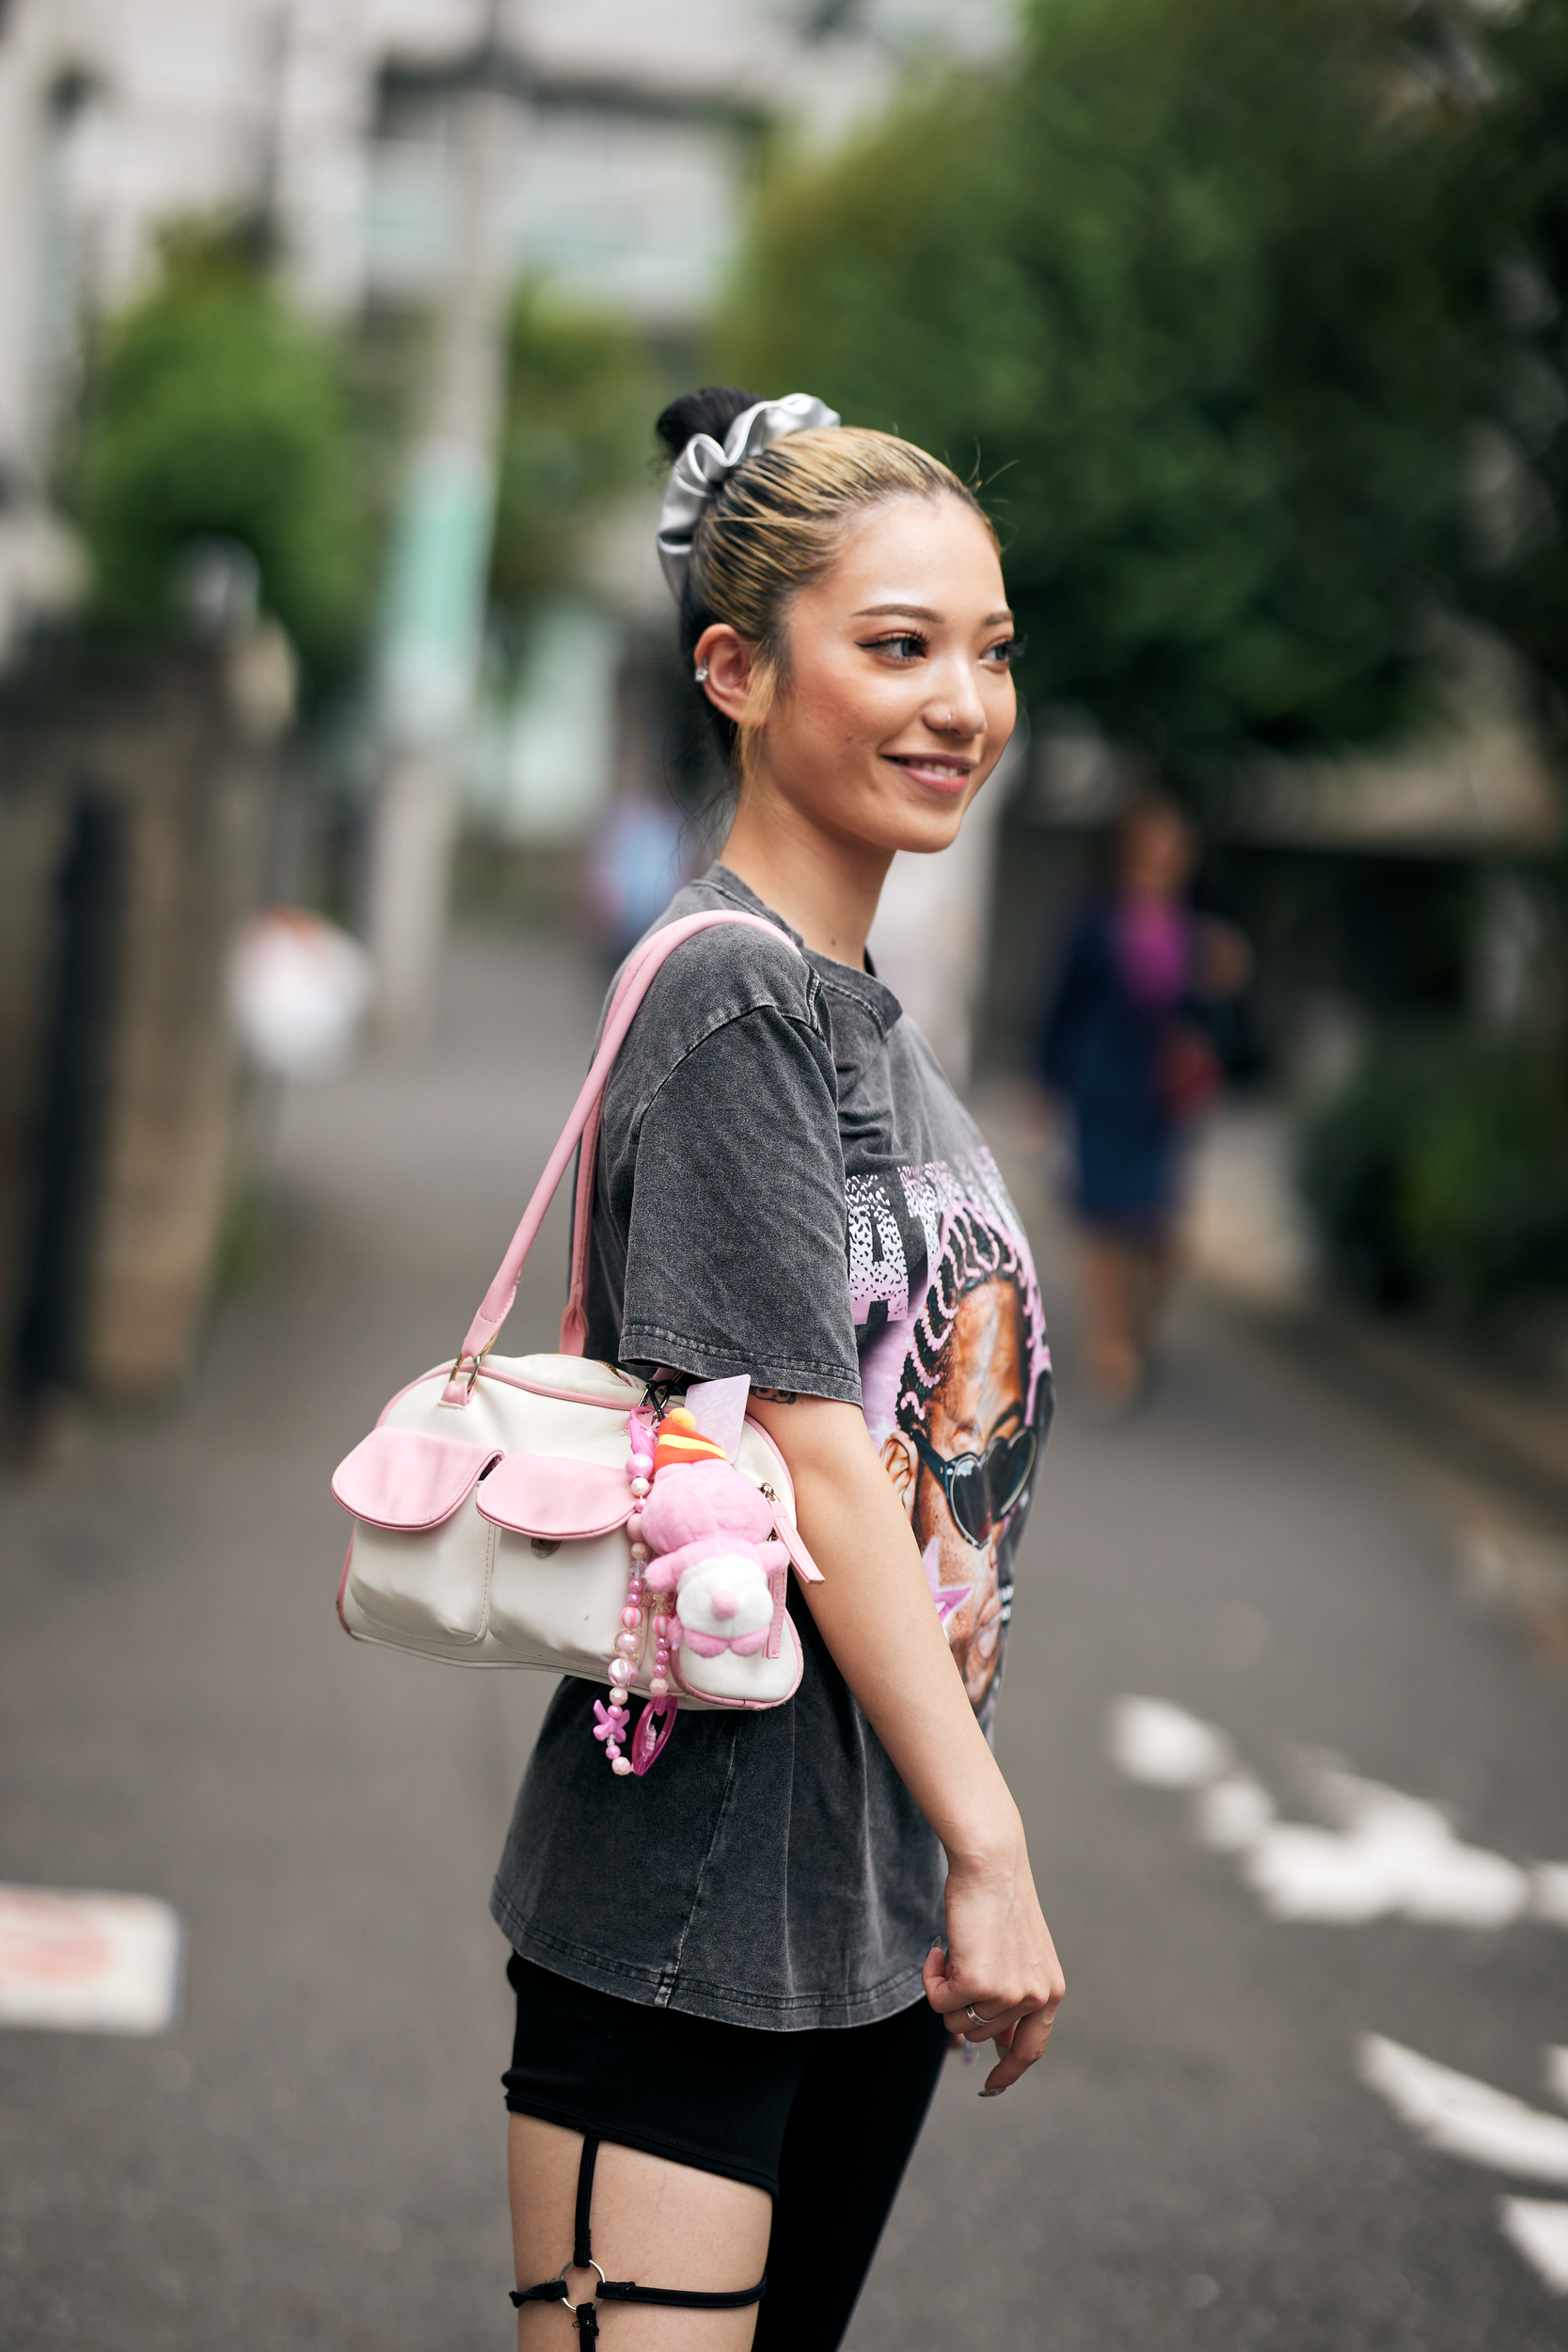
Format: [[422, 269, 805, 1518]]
[[694, 662, 709, 683]]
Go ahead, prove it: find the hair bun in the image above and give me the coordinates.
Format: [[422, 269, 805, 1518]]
[[655, 387, 765, 463]]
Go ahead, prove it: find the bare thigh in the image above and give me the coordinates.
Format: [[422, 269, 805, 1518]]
[[509, 2114, 772, 2351]]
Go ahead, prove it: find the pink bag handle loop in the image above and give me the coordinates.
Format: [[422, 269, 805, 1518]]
[[440, 911, 801, 1405]]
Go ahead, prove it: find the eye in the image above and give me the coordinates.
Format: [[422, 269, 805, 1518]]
[[983, 634, 1026, 669], [863, 631, 928, 662]]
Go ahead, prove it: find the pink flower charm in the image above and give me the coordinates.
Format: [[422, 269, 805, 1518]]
[[592, 1698, 630, 1745]]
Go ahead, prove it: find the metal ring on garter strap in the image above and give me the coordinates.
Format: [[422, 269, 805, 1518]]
[[510, 2135, 766, 2340]]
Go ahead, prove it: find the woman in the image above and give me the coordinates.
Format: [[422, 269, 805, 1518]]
[[495, 389, 1064, 2348], [1039, 794, 1250, 1411]]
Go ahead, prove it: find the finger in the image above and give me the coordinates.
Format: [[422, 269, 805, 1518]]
[[921, 1944, 948, 2007], [980, 2004, 1058, 2095]]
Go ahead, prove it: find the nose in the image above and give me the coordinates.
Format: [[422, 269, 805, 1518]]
[[925, 660, 986, 740], [710, 1588, 737, 1620]]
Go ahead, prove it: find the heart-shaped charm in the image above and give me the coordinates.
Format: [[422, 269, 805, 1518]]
[[630, 1695, 680, 1775]]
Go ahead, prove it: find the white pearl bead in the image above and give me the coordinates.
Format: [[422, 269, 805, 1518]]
[[611, 1756, 634, 1776], [629, 1477, 650, 1498], [649, 1676, 669, 1696]]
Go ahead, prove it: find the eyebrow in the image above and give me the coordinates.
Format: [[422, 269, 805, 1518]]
[[853, 602, 1015, 628]]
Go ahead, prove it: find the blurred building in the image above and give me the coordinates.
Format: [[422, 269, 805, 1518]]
[[0, 0, 1016, 661]]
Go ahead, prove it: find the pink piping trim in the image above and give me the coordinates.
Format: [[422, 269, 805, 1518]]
[[477, 1365, 640, 1410], [376, 1362, 640, 1425]]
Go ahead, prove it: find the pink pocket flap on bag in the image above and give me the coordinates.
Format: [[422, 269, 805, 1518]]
[[332, 1427, 503, 1532], [475, 1454, 633, 1541]]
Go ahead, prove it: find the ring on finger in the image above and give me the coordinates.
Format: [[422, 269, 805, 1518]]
[[964, 2003, 1002, 2026]]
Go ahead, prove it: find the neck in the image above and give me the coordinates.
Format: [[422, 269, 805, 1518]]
[[719, 784, 892, 967]]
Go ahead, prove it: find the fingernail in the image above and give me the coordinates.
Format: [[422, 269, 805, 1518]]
[[977, 2085, 1008, 2098]]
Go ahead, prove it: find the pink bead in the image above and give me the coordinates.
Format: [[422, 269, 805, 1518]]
[[611, 1756, 633, 1776], [620, 1606, 642, 1631], [608, 1659, 634, 1688], [614, 1630, 640, 1658], [628, 1544, 650, 1565], [626, 1510, 643, 1536], [604, 1740, 620, 1759], [628, 1452, 653, 1477], [650, 1676, 669, 1696], [629, 1477, 650, 1499]]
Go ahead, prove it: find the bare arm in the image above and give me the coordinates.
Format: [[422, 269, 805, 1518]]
[[748, 1392, 1064, 2092]]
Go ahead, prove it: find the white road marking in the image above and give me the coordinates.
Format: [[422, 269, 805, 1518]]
[[1500, 2200, 1568, 2295], [1109, 1699, 1568, 2296], [1358, 2036, 1568, 2184], [1535, 1864, 1568, 1930], [1193, 1772, 1275, 1851], [1107, 1695, 1232, 1787], [1108, 1698, 1544, 1930], [0, 1883, 182, 2034]]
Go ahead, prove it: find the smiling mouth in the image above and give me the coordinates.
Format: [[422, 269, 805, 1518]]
[[885, 755, 976, 787]]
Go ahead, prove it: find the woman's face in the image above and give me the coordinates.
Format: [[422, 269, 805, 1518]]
[[701, 493, 1019, 859], [881, 1279, 1031, 1710], [1117, 805, 1196, 900]]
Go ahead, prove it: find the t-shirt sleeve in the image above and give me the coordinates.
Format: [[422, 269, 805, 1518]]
[[615, 1004, 862, 1403]]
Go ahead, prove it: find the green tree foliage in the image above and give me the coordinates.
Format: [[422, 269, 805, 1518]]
[[721, 0, 1477, 779], [1299, 1027, 1568, 1314], [1443, 0, 1568, 725], [488, 287, 661, 621], [77, 226, 369, 682]]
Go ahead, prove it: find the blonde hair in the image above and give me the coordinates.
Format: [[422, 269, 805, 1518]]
[[657, 392, 995, 787]]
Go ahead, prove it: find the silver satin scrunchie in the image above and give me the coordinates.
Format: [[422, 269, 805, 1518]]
[[656, 392, 841, 603]]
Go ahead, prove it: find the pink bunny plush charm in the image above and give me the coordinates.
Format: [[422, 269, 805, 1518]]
[[640, 1409, 788, 1663], [598, 1376, 816, 1778]]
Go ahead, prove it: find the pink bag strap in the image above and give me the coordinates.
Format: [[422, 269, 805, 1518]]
[[440, 911, 802, 1404]]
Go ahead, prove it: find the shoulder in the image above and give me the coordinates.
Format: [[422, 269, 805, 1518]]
[[617, 874, 821, 1051]]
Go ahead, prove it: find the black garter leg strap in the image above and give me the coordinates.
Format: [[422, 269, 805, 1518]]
[[575, 2136, 600, 2270], [509, 2132, 768, 2329]]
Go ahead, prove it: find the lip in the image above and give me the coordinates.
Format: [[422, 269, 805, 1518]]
[[884, 754, 977, 795]]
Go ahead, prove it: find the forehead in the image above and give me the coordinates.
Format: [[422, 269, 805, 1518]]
[[815, 494, 1007, 614]]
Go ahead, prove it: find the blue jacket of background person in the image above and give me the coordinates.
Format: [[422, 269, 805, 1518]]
[[1037, 898, 1186, 1225]]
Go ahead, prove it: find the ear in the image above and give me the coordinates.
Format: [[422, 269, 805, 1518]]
[[880, 1428, 918, 1523], [694, 624, 759, 726]]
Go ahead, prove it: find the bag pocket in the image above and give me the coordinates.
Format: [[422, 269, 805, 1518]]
[[345, 1508, 497, 1644], [475, 1454, 632, 1540], [673, 1613, 805, 1708], [485, 1527, 638, 1672], [333, 1426, 502, 1531]]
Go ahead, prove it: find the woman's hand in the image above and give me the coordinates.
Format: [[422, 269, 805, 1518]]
[[922, 1828, 1065, 2095], [747, 1394, 1065, 2094]]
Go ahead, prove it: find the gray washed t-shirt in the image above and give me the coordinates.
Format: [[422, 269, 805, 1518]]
[[490, 866, 1053, 2028]]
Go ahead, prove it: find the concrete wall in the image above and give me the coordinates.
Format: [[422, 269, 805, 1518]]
[[0, 643, 278, 1413]]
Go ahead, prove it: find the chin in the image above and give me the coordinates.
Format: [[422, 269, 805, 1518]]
[[882, 801, 971, 857]]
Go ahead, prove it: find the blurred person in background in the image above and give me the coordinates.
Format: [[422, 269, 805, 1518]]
[[1038, 793, 1250, 1414], [584, 789, 690, 967], [496, 388, 1063, 2349]]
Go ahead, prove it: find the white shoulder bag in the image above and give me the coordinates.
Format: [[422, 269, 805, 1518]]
[[329, 912, 823, 1776]]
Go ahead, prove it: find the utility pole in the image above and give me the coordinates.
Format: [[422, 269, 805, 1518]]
[[364, 2, 515, 1035]]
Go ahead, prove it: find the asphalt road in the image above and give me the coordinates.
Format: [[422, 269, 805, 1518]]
[[2, 926, 1565, 2352]]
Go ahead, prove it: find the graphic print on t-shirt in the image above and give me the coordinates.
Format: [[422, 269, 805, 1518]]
[[853, 1147, 1051, 1729]]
